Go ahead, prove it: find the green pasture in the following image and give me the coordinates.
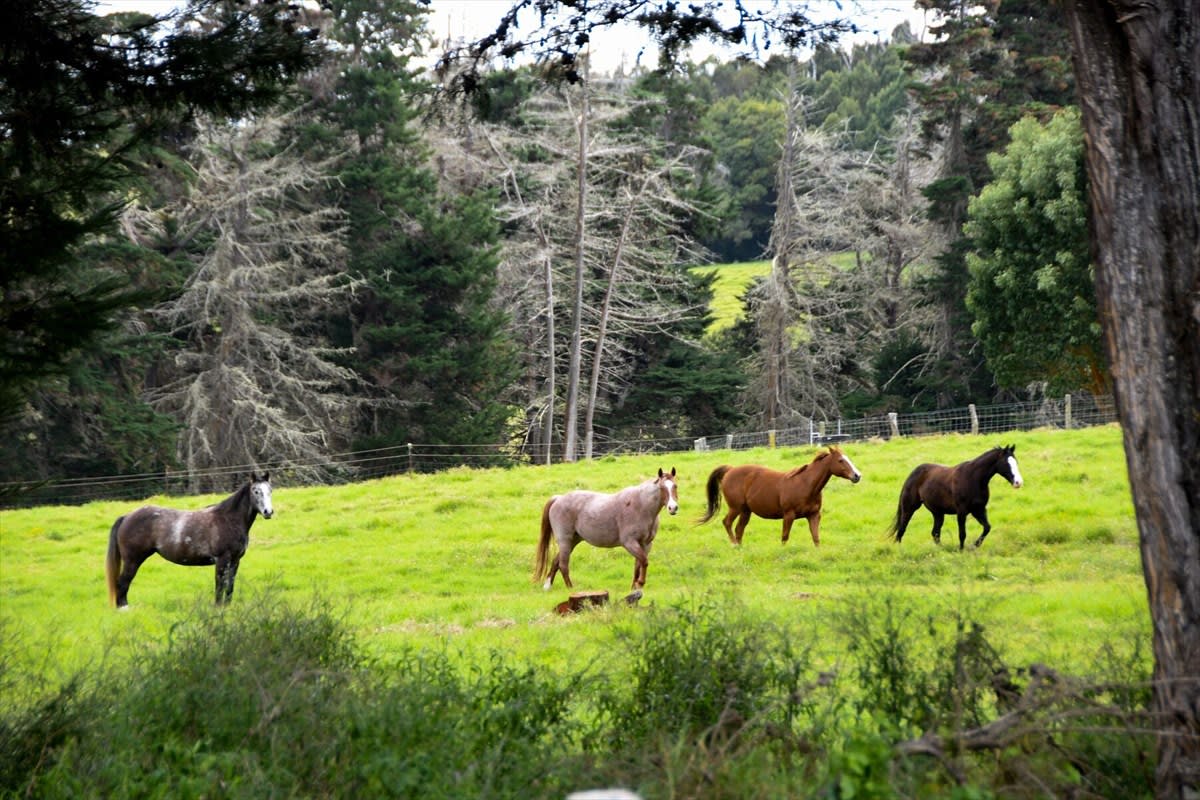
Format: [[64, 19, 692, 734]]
[[1, 424, 1147, 697], [694, 255, 866, 336], [693, 259, 771, 335]]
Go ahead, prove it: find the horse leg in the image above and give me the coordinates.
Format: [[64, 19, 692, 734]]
[[721, 508, 739, 544], [929, 512, 944, 545], [733, 509, 752, 545], [972, 509, 992, 549], [557, 537, 577, 589], [115, 550, 153, 608], [215, 555, 240, 604], [780, 512, 796, 544], [893, 496, 919, 543], [956, 514, 970, 551], [621, 540, 649, 591], [807, 512, 821, 547]]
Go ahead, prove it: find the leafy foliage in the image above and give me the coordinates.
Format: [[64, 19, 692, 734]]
[[965, 109, 1102, 393], [0, 591, 1154, 798], [0, 0, 321, 421], [310, 0, 521, 454]]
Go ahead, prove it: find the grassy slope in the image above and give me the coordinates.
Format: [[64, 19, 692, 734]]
[[0, 425, 1146, 698], [692, 260, 771, 335]]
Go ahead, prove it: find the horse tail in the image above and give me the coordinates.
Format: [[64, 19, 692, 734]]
[[887, 466, 925, 541], [698, 465, 731, 524], [886, 496, 903, 541], [106, 516, 124, 607], [533, 497, 556, 584]]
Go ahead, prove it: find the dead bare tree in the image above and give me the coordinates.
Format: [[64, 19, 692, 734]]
[[749, 78, 882, 426], [432, 71, 706, 461], [135, 114, 358, 489]]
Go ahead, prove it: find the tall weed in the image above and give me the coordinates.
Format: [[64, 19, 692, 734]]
[[0, 592, 1154, 799]]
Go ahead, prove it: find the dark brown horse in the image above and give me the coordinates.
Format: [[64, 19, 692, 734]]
[[699, 447, 862, 546], [535, 468, 679, 592], [105, 473, 274, 608], [888, 445, 1023, 550]]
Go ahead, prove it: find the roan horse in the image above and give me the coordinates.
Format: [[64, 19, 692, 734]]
[[105, 473, 274, 608], [888, 445, 1023, 550], [699, 447, 862, 546], [535, 468, 679, 593]]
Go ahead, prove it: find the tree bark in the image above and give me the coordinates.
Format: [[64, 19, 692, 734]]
[[563, 78, 589, 462], [1061, 3, 1200, 796]]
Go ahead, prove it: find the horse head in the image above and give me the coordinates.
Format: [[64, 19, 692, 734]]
[[827, 446, 862, 484], [996, 445, 1023, 488], [250, 472, 274, 518], [657, 467, 679, 515]]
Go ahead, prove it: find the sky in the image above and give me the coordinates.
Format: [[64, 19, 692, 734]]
[[428, 1, 931, 73], [95, 0, 931, 74]]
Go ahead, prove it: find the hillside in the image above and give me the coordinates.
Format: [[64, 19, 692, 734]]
[[692, 260, 772, 335]]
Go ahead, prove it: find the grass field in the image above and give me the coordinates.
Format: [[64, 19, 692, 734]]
[[692, 259, 771, 335], [0, 424, 1147, 699]]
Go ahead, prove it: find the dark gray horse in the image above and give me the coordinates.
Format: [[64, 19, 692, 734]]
[[105, 473, 273, 607], [535, 468, 679, 592]]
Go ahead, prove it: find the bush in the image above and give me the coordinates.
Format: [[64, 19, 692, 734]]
[[0, 592, 1154, 799]]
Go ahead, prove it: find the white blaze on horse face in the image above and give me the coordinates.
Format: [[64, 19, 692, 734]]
[[1008, 456, 1024, 488], [843, 453, 863, 483], [663, 478, 679, 515], [253, 482, 274, 518]]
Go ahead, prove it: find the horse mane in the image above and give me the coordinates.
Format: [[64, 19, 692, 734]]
[[963, 446, 1009, 475], [213, 480, 251, 514], [785, 447, 840, 478]]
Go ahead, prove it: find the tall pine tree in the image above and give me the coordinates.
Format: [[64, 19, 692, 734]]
[[904, 0, 1078, 403], [306, 0, 518, 460]]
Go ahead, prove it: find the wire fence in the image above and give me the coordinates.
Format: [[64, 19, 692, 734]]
[[0, 393, 1118, 509]]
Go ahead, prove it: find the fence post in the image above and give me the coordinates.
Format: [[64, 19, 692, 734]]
[[694, 437, 706, 452], [725, 434, 734, 450], [1064, 394, 1072, 429], [768, 429, 776, 449], [888, 412, 900, 438], [969, 404, 979, 435], [407, 442, 414, 473]]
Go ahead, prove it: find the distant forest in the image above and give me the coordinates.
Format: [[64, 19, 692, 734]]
[[2, 0, 1101, 487]]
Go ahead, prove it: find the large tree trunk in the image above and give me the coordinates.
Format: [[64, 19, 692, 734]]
[[1061, 3, 1200, 796], [562, 78, 589, 463]]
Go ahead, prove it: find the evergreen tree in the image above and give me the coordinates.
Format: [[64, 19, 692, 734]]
[[965, 109, 1103, 394], [309, 0, 519, 458], [903, 0, 1078, 404], [0, 0, 320, 422], [902, 0, 1001, 404]]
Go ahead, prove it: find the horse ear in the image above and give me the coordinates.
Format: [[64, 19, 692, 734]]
[[658, 468, 665, 478], [262, 471, 270, 482], [670, 467, 676, 478]]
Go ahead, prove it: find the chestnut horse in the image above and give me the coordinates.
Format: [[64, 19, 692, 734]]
[[105, 473, 273, 608], [535, 468, 679, 592], [699, 447, 862, 545], [888, 445, 1023, 550]]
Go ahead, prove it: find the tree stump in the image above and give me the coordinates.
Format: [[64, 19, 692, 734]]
[[555, 590, 609, 615]]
